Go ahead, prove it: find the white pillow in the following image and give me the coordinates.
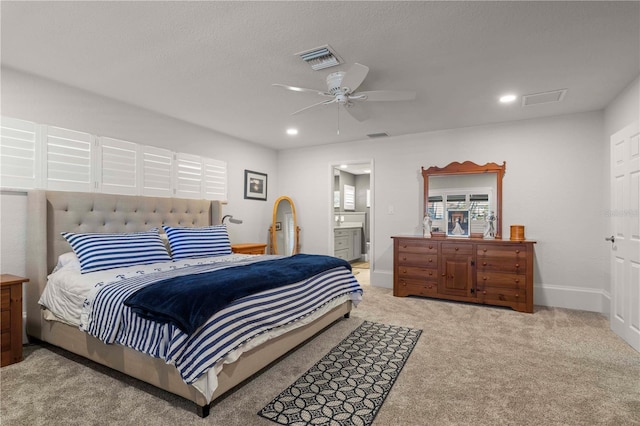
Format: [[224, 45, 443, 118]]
[[52, 251, 81, 273]]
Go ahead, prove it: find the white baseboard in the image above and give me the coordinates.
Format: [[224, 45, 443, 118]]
[[534, 284, 609, 314]]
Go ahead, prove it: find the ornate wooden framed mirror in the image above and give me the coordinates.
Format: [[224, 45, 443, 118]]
[[269, 196, 300, 255], [422, 161, 506, 239]]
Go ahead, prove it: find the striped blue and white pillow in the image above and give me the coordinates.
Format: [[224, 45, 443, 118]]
[[61, 229, 171, 273], [162, 225, 232, 260]]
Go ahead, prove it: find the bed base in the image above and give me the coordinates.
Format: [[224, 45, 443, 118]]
[[30, 301, 351, 417]]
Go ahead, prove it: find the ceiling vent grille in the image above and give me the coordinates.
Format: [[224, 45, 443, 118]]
[[296, 45, 343, 70], [367, 132, 389, 139], [522, 89, 567, 106]]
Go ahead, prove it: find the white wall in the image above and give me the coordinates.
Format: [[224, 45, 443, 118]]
[[278, 111, 609, 312], [0, 68, 278, 277]]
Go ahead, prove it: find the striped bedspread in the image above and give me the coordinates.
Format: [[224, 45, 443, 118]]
[[82, 256, 362, 385]]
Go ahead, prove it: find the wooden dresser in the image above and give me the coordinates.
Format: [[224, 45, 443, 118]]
[[231, 243, 267, 255], [392, 236, 535, 313], [1, 274, 29, 367]]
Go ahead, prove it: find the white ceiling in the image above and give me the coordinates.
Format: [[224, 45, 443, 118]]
[[1, 1, 638, 151]]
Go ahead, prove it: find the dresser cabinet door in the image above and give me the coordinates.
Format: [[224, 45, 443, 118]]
[[439, 243, 474, 298]]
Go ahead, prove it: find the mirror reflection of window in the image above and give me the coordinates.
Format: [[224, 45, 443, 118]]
[[343, 185, 355, 210], [428, 189, 492, 235]]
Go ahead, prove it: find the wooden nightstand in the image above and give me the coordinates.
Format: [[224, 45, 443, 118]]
[[1, 274, 29, 367], [231, 243, 267, 255]]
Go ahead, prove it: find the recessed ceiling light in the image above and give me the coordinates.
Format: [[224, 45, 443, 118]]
[[340, 164, 348, 169], [499, 94, 518, 103], [286, 128, 298, 135]]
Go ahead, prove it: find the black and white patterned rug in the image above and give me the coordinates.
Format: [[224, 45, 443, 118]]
[[258, 321, 422, 426]]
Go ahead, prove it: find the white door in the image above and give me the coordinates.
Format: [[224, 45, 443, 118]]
[[609, 122, 640, 352]]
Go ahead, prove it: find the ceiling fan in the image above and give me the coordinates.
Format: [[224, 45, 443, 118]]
[[273, 63, 417, 122]]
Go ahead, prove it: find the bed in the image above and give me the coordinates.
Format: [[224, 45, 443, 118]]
[[25, 190, 361, 417]]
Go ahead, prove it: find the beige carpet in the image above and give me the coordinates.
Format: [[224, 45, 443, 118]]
[[2, 272, 639, 425]]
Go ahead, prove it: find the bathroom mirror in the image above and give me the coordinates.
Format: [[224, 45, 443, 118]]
[[422, 161, 506, 239], [269, 196, 300, 255]]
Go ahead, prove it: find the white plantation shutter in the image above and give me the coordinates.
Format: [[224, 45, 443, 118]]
[[45, 125, 93, 191], [202, 157, 227, 201], [141, 146, 173, 197], [0, 117, 40, 189], [174, 152, 203, 199], [98, 137, 138, 195], [0, 116, 228, 198]]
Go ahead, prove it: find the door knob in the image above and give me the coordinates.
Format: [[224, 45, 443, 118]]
[[605, 236, 615, 244]]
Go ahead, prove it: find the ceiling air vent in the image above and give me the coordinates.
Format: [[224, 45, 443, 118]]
[[522, 89, 567, 106], [296, 45, 343, 71], [367, 132, 389, 139]]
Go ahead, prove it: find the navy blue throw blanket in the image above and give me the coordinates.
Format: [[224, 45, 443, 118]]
[[123, 254, 352, 335]]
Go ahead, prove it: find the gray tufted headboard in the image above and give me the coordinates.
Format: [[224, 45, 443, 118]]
[[25, 190, 223, 337]]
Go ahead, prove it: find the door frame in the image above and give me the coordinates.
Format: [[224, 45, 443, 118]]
[[329, 159, 374, 270]]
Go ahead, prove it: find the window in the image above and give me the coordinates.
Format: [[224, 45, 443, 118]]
[[0, 116, 227, 201]]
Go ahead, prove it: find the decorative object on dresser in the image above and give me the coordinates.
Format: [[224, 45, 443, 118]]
[[1, 274, 29, 367], [231, 243, 267, 255], [392, 237, 534, 313]]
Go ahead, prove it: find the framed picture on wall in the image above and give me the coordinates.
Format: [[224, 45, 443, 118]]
[[244, 170, 268, 201], [447, 210, 470, 237]]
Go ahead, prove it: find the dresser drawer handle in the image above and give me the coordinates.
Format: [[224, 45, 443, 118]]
[[515, 263, 520, 268], [515, 293, 519, 297], [482, 262, 487, 266], [428, 258, 433, 263], [402, 269, 407, 273], [402, 256, 407, 261], [483, 290, 487, 295], [483, 248, 487, 252], [515, 250, 520, 254], [401, 280, 407, 286], [515, 279, 520, 283], [455, 247, 459, 251], [483, 276, 487, 281], [428, 245, 433, 249]]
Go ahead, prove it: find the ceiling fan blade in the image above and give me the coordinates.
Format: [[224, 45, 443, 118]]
[[340, 63, 369, 93], [291, 99, 336, 116], [272, 83, 331, 97], [342, 104, 369, 122], [353, 90, 417, 102]]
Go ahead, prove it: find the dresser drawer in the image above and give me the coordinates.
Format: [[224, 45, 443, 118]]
[[477, 244, 527, 258], [477, 257, 527, 274], [398, 265, 438, 279], [397, 239, 438, 255], [397, 252, 438, 267], [477, 272, 526, 288], [396, 278, 438, 297], [476, 286, 526, 304], [441, 243, 473, 256]]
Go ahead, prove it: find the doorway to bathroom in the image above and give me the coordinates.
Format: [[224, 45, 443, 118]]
[[330, 160, 373, 274]]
